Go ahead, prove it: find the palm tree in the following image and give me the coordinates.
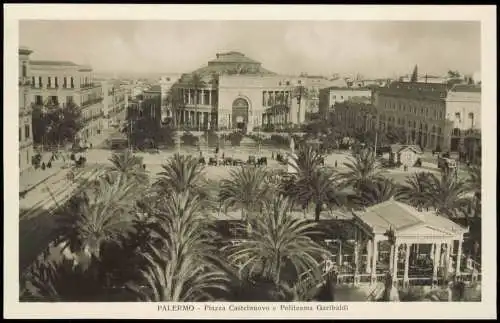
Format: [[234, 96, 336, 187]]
[[293, 84, 309, 124], [291, 167, 344, 222], [397, 172, 434, 210], [340, 149, 384, 192], [286, 146, 344, 221], [153, 154, 211, 206], [21, 257, 105, 302], [289, 145, 325, 177], [225, 195, 330, 299], [105, 150, 148, 185], [130, 192, 229, 301], [465, 165, 481, 218], [53, 177, 139, 267], [426, 171, 470, 219], [219, 166, 270, 224], [353, 178, 399, 208]]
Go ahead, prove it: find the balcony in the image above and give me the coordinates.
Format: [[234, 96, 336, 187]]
[[81, 97, 104, 108], [80, 83, 100, 89], [18, 79, 31, 87], [82, 111, 105, 124]]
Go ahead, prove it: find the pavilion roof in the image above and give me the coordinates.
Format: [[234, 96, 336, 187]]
[[353, 199, 468, 237]]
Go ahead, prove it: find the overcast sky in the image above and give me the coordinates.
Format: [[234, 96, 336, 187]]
[[19, 20, 480, 78]]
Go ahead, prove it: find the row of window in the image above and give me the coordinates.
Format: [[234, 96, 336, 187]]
[[383, 99, 445, 120], [337, 111, 444, 135], [454, 112, 475, 120], [31, 76, 92, 89], [34, 95, 73, 106]]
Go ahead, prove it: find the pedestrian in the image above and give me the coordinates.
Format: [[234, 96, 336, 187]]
[[143, 164, 146, 170], [334, 160, 338, 168], [271, 151, 274, 160], [41, 162, 46, 170]]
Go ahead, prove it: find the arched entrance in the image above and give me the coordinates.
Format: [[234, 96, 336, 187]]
[[232, 98, 249, 132]]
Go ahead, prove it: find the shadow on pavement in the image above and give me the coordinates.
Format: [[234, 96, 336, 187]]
[[19, 206, 61, 274]]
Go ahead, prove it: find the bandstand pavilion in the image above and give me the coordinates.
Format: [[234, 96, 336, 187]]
[[350, 199, 469, 287]]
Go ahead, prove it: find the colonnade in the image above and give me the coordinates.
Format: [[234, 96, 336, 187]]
[[361, 236, 464, 287], [181, 88, 215, 106], [177, 110, 212, 130]]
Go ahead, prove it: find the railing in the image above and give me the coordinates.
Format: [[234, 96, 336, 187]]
[[80, 83, 100, 89], [18, 79, 31, 86], [81, 98, 104, 107]]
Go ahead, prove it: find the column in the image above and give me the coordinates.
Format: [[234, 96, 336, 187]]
[[403, 243, 411, 287], [448, 241, 454, 273], [392, 243, 399, 286], [365, 239, 372, 274], [430, 243, 435, 262], [432, 243, 441, 285], [389, 243, 395, 271], [338, 240, 343, 267], [209, 90, 212, 106], [353, 240, 359, 285], [371, 239, 378, 284], [201, 89, 205, 105], [456, 237, 463, 276]]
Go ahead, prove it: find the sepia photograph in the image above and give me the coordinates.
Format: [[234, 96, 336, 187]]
[[5, 4, 497, 320]]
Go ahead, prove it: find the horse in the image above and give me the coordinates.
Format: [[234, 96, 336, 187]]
[[257, 157, 268, 166]]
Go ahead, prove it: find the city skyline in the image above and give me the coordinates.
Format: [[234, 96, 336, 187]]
[[19, 20, 481, 79]]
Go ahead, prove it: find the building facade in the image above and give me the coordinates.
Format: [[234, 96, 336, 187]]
[[372, 82, 451, 151], [100, 80, 129, 129], [319, 87, 373, 116], [170, 51, 311, 133], [159, 75, 181, 122], [30, 60, 105, 144], [445, 84, 481, 162], [19, 47, 34, 173]]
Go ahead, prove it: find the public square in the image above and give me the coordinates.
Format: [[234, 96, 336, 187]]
[[14, 16, 486, 309]]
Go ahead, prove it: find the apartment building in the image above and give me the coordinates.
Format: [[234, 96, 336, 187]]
[[101, 80, 129, 129], [318, 86, 373, 116], [19, 47, 34, 173], [30, 60, 105, 144], [445, 84, 481, 163], [372, 82, 451, 150]]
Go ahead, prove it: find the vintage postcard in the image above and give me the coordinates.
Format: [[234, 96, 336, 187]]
[[4, 4, 497, 320]]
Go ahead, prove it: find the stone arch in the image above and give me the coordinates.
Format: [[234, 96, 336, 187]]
[[231, 96, 252, 132]]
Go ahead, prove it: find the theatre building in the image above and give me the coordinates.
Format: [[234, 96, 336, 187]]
[[170, 51, 309, 133]]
